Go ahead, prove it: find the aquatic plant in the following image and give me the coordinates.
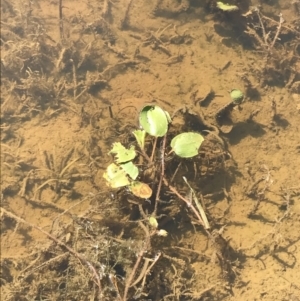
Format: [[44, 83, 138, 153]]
[[103, 104, 207, 225]]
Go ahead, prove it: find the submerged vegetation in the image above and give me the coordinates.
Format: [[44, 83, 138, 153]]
[[1, 0, 300, 300]]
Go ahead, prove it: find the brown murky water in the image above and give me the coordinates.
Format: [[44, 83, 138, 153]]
[[1, 0, 300, 300]]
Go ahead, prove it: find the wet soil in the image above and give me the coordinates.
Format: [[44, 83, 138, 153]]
[[1, 0, 300, 300]]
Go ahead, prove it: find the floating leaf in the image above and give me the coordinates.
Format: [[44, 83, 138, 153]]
[[171, 132, 204, 158], [216, 2, 239, 12], [120, 161, 139, 180], [149, 216, 158, 228], [132, 129, 146, 150], [129, 181, 152, 198], [103, 163, 130, 188], [139, 105, 170, 137], [109, 142, 136, 163]]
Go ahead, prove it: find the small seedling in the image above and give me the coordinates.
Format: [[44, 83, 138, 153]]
[[103, 104, 209, 229], [230, 89, 244, 104]]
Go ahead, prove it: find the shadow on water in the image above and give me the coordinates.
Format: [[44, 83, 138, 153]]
[[227, 120, 268, 145]]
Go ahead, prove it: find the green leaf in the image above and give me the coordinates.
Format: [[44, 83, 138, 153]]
[[103, 163, 130, 188], [171, 132, 204, 158], [149, 216, 158, 228], [109, 142, 136, 163], [230, 89, 244, 104], [132, 129, 146, 150], [139, 105, 170, 137], [120, 161, 139, 180], [216, 2, 239, 12]]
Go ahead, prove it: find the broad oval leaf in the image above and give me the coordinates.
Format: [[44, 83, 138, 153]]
[[129, 181, 152, 199], [171, 132, 204, 158], [139, 105, 170, 137], [103, 163, 130, 188]]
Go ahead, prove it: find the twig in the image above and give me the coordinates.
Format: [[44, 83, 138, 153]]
[[59, 0, 64, 40], [122, 221, 151, 301], [183, 176, 210, 229], [162, 178, 207, 230], [253, 8, 284, 51], [255, 7, 268, 46], [270, 13, 284, 49], [136, 252, 161, 295], [150, 137, 158, 163], [70, 59, 77, 100], [0, 207, 102, 298], [138, 138, 208, 231]]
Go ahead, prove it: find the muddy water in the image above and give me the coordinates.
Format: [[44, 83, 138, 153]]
[[1, 0, 300, 300]]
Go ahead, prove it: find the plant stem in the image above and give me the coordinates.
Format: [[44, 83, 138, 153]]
[[154, 135, 166, 215]]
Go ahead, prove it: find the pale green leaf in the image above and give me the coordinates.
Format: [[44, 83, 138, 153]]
[[216, 2, 239, 12], [109, 142, 136, 163], [139, 105, 170, 137], [149, 216, 158, 228], [120, 161, 139, 180], [171, 132, 204, 158], [132, 129, 146, 150], [103, 163, 130, 188]]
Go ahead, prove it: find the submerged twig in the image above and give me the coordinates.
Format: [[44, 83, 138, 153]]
[[183, 176, 210, 229], [0, 207, 103, 298], [122, 221, 157, 301], [59, 0, 64, 40]]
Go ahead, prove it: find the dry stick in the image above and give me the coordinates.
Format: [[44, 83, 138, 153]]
[[183, 176, 210, 229], [138, 252, 161, 294], [129, 258, 152, 288], [150, 137, 157, 163], [255, 9, 284, 51], [0, 207, 102, 298], [122, 221, 151, 301], [59, 0, 64, 40], [141, 139, 206, 228], [270, 13, 284, 49], [70, 59, 77, 100], [154, 135, 166, 215], [255, 8, 268, 47], [162, 178, 207, 231]]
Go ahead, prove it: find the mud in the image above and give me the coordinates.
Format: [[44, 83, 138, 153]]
[[1, 0, 300, 300]]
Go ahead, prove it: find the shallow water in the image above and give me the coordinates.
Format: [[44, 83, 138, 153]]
[[1, 0, 300, 300]]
